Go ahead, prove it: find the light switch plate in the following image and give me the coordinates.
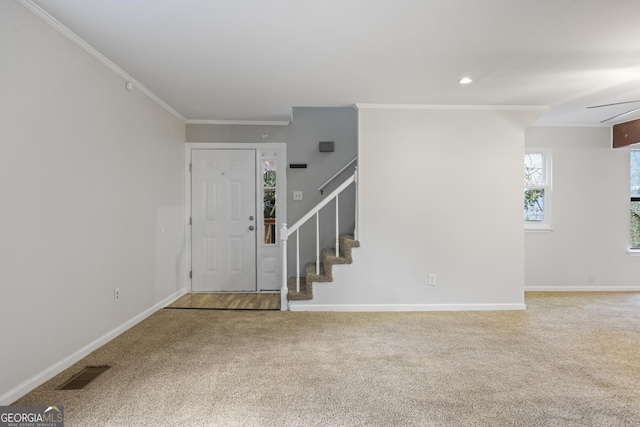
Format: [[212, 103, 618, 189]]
[[293, 191, 303, 201]]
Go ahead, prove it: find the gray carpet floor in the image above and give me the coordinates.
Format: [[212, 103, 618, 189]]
[[14, 292, 640, 426]]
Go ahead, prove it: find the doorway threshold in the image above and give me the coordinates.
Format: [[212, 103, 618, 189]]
[[166, 292, 280, 310]]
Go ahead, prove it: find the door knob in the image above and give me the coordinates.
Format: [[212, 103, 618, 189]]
[[249, 225, 255, 231]]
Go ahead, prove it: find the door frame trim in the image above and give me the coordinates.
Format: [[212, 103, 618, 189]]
[[185, 143, 287, 292]]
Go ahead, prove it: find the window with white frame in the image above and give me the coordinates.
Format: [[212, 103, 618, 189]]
[[630, 150, 640, 248], [524, 149, 552, 229]]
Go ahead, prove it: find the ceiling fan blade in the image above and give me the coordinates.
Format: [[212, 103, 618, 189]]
[[587, 100, 640, 109], [601, 106, 640, 123]]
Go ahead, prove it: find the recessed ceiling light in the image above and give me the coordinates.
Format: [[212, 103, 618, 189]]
[[459, 77, 473, 85]]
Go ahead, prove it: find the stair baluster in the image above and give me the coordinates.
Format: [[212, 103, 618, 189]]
[[354, 166, 359, 241], [335, 195, 340, 257], [316, 213, 320, 275], [296, 229, 300, 293]]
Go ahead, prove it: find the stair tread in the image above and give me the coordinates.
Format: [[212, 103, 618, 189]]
[[287, 277, 313, 300], [322, 248, 350, 264], [305, 262, 331, 282]]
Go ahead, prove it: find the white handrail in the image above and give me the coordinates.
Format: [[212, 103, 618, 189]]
[[317, 157, 357, 194], [288, 174, 355, 236]]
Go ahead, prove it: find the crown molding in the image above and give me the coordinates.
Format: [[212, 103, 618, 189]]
[[186, 120, 290, 126], [354, 103, 549, 112], [530, 122, 612, 128], [16, 0, 186, 122]]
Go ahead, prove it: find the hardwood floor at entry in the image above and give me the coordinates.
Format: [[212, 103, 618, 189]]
[[168, 292, 281, 310]]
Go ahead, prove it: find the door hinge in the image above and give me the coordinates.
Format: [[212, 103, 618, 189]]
[[189, 271, 192, 279], [189, 163, 192, 172], [189, 217, 192, 225]]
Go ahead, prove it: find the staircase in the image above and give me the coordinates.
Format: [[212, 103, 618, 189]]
[[279, 168, 359, 310], [287, 233, 360, 300]]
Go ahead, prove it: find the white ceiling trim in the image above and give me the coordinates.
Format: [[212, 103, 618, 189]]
[[16, 0, 186, 122], [355, 103, 549, 112], [530, 123, 612, 128], [186, 120, 291, 126]]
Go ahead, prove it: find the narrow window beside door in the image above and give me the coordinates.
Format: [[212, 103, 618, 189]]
[[263, 160, 277, 244]]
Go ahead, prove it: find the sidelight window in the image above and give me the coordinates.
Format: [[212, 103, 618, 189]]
[[263, 160, 277, 244]]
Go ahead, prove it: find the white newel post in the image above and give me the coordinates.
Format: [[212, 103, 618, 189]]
[[280, 223, 288, 311]]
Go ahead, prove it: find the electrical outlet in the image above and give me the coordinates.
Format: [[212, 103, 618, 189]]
[[114, 288, 120, 302], [293, 191, 303, 201], [428, 274, 436, 286], [588, 274, 595, 283]]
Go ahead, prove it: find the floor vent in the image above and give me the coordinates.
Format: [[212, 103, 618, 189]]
[[57, 366, 111, 390]]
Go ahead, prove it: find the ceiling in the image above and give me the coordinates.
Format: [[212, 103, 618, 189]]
[[28, 0, 640, 125]]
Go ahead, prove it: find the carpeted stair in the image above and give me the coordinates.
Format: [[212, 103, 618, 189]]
[[287, 233, 360, 301]]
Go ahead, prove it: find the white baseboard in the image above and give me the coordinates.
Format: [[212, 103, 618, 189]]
[[0, 287, 187, 405], [525, 286, 640, 292], [288, 303, 526, 312]]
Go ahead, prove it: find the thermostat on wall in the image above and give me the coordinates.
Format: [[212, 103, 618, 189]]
[[319, 141, 334, 152]]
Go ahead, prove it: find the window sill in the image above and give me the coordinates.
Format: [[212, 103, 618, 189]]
[[525, 225, 553, 233], [627, 249, 640, 256]]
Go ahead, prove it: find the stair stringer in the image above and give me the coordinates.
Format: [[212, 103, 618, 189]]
[[287, 234, 359, 301], [287, 246, 362, 310]]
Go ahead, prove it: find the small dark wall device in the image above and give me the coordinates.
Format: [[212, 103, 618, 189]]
[[289, 163, 307, 168], [319, 141, 334, 152]]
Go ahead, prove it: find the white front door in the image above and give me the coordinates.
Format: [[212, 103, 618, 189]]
[[191, 149, 257, 292]]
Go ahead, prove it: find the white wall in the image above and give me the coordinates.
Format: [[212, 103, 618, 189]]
[[524, 126, 640, 290], [291, 106, 543, 310], [0, 1, 186, 403]]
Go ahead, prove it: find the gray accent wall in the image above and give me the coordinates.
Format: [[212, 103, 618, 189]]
[[186, 107, 358, 277]]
